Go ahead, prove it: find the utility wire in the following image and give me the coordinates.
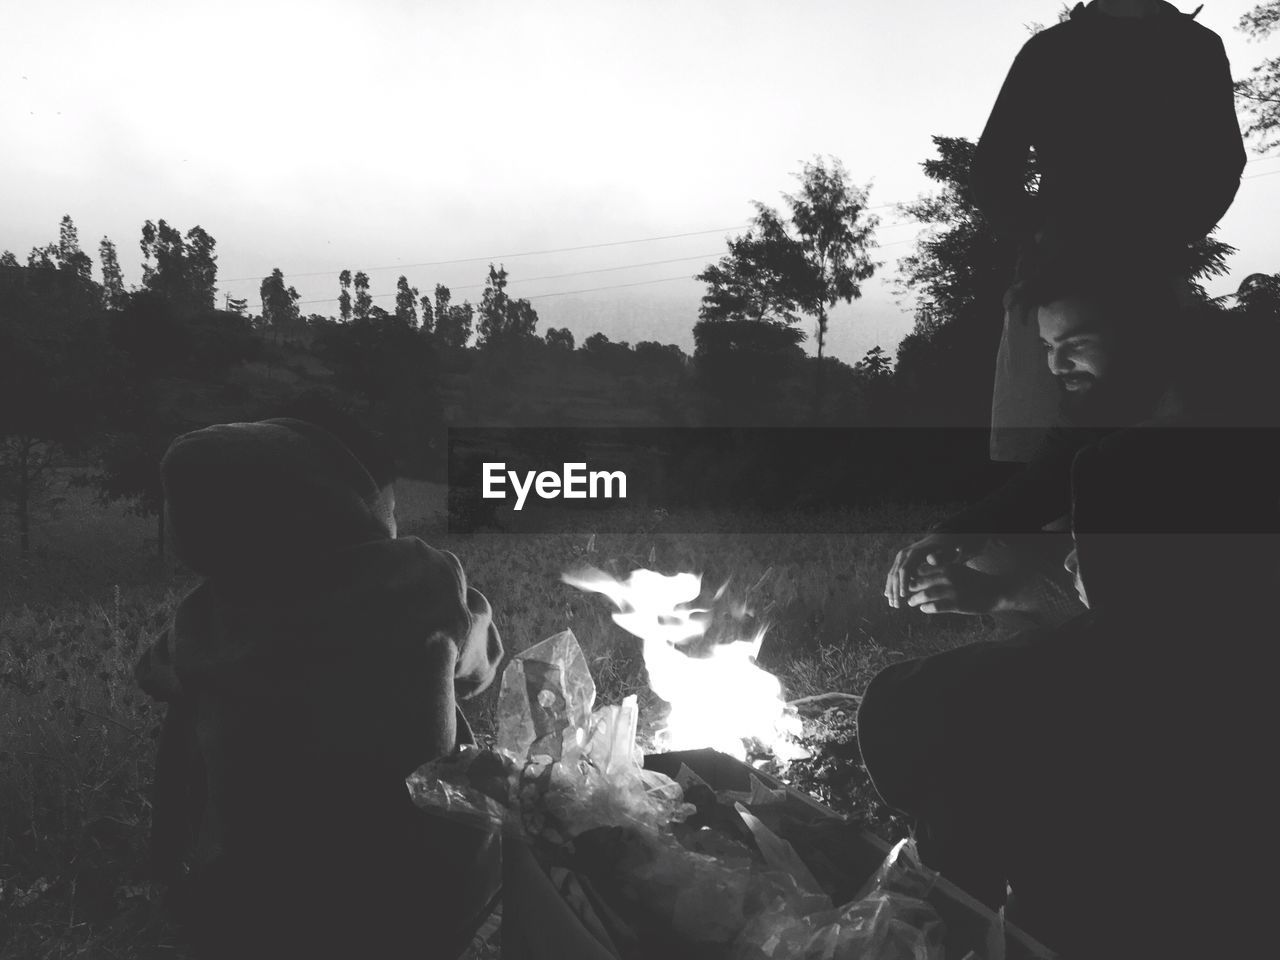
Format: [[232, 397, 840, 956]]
[[223, 158, 1280, 288], [293, 237, 918, 306], [295, 252, 723, 305], [219, 226, 753, 283], [221, 213, 938, 287]]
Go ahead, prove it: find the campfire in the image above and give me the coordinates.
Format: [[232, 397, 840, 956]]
[[405, 565, 1044, 960], [561, 567, 806, 764]]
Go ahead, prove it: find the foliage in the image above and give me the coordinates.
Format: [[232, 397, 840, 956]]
[[311, 313, 445, 476], [55, 215, 93, 284], [545, 326, 575, 350], [692, 318, 805, 424], [1235, 1, 1280, 150], [353, 271, 372, 320], [432, 284, 474, 349], [395, 275, 419, 327], [338, 269, 352, 323], [784, 156, 880, 368], [1229, 271, 1280, 320], [139, 221, 217, 315], [476, 264, 539, 346], [0, 260, 121, 554], [699, 157, 878, 418], [696, 206, 809, 325], [98, 237, 127, 310], [259, 267, 302, 341], [419, 292, 434, 333]]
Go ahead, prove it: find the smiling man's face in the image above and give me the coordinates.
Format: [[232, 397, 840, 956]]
[[1037, 296, 1119, 400]]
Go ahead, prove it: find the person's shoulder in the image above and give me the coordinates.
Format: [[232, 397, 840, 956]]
[[1158, 3, 1228, 46], [393, 536, 470, 592]]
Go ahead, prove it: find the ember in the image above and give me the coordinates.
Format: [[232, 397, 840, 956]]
[[562, 567, 806, 763]]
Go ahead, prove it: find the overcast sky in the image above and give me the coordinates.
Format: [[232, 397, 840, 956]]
[[4, 0, 1277, 365]]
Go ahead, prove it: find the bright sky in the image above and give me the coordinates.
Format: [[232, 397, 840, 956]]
[[4, 0, 1277, 365]]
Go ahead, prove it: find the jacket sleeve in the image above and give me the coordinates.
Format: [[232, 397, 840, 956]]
[[1171, 34, 1247, 244], [970, 39, 1042, 243], [931, 426, 1108, 536], [454, 583, 503, 700]]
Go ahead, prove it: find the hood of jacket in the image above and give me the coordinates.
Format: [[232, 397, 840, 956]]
[[160, 418, 392, 584]]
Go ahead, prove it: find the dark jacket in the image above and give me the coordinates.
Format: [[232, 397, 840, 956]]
[[136, 419, 503, 958], [860, 421, 1279, 958], [971, 1, 1246, 266]]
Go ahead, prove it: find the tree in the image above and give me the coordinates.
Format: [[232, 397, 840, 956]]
[[784, 157, 880, 414], [99, 237, 127, 309], [353, 271, 372, 320], [139, 220, 218, 314], [1235, 2, 1280, 150], [395, 275, 419, 327], [419, 293, 434, 334], [311, 313, 444, 475], [856, 345, 892, 377], [699, 158, 879, 418], [476, 264, 539, 345], [1, 260, 118, 555], [57, 215, 93, 284], [895, 135, 1234, 426], [260, 267, 301, 342], [1231, 271, 1280, 320], [545, 326, 575, 350], [433, 284, 452, 326], [697, 206, 808, 325], [434, 286, 474, 349], [338, 269, 353, 322], [692, 318, 805, 424]]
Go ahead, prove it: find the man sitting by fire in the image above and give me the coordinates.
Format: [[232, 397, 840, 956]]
[[135, 403, 503, 960], [882, 256, 1278, 625], [861, 261, 1280, 955]]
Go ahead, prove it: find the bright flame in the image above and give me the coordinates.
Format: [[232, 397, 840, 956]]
[[562, 567, 805, 762]]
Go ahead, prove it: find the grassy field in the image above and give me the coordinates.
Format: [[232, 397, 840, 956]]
[[0, 476, 996, 958]]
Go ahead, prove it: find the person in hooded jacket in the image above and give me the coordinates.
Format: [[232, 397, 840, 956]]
[[135, 412, 503, 960], [973, 0, 1247, 462]]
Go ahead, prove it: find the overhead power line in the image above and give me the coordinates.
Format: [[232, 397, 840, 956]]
[[219, 226, 753, 283], [223, 159, 1280, 289], [292, 237, 918, 307], [221, 213, 926, 287]]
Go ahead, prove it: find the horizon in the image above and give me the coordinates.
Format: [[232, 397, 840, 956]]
[[4, 0, 1278, 364]]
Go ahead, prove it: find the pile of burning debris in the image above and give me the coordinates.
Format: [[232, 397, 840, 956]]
[[408, 568, 1052, 960]]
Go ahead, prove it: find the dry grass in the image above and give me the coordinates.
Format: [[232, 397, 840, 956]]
[[0, 480, 996, 958]]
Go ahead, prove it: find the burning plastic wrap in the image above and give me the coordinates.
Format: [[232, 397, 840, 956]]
[[406, 746, 509, 828], [495, 630, 695, 840], [738, 839, 946, 960], [408, 630, 948, 959], [497, 629, 597, 765]]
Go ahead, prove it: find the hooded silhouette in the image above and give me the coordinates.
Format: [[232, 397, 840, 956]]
[[136, 418, 503, 959]]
